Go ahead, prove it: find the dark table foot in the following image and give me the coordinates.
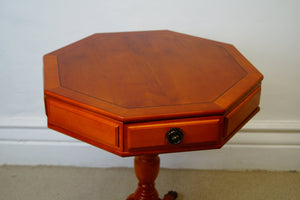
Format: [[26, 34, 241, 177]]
[[127, 191, 178, 200], [162, 191, 178, 200]]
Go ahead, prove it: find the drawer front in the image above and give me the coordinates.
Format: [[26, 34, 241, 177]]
[[125, 117, 222, 152], [224, 86, 261, 139], [46, 98, 121, 148]]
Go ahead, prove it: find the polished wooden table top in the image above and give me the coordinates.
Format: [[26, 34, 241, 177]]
[[44, 30, 263, 157]]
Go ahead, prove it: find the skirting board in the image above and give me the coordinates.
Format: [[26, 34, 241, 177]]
[[0, 117, 299, 171]]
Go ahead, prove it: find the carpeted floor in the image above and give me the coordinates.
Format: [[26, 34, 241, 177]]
[[0, 165, 299, 200]]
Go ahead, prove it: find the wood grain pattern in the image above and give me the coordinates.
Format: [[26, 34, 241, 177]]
[[44, 30, 263, 123], [44, 30, 263, 157], [56, 34, 245, 108]]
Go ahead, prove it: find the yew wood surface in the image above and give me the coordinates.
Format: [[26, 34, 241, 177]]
[[44, 30, 263, 123], [44, 30, 263, 157], [125, 116, 222, 152]]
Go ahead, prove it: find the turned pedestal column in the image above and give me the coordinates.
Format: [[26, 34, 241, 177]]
[[126, 155, 177, 200]]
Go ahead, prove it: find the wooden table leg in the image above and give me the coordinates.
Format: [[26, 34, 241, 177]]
[[126, 155, 178, 200]]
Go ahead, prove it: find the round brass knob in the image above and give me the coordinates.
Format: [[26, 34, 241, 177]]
[[166, 128, 184, 145]]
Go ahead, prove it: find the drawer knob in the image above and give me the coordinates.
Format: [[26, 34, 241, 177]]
[[166, 128, 184, 145]]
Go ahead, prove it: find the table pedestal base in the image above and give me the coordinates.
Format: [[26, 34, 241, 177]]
[[126, 155, 178, 200]]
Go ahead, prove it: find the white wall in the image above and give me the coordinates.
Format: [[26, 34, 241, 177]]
[[1, 0, 299, 170]]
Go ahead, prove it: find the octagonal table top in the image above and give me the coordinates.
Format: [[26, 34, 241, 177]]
[[44, 30, 262, 123], [44, 30, 263, 156]]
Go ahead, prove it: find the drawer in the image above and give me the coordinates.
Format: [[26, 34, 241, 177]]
[[124, 116, 222, 152], [46, 98, 121, 148], [224, 86, 261, 139]]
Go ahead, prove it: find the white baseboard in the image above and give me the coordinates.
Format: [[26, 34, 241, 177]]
[[0, 117, 300, 171]]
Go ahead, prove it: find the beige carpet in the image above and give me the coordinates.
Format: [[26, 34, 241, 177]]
[[0, 165, 299, 200]]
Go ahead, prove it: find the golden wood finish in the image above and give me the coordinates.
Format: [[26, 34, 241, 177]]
[[43, 30, 263, 200], [44, 30, 263, 157], [46, 97, 122, 151], [125, 116, 222, 153], [44, 30, 262, 123]]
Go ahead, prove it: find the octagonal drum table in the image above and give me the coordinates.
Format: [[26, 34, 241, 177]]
[[44, 30, 263, 200]]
